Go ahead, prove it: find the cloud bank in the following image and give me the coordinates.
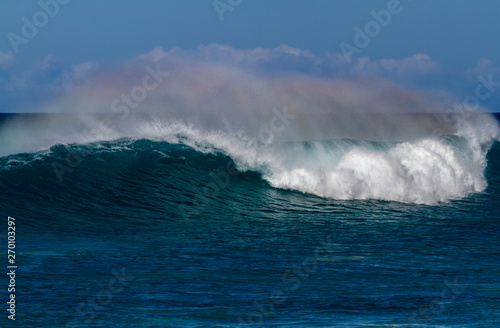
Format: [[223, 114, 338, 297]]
[[0, 44, 499, 147], [1, 44, 498, 113]]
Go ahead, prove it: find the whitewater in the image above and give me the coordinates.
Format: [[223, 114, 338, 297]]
[[2, 111, 500, 327], [1, 111, 498, 205]]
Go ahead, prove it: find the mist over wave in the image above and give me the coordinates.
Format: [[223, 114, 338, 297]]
[[1, 111, 499, 205], [140, 114, 499, 205], [1, 45, 499, 205]]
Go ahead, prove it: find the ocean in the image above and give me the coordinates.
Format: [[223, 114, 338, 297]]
[[0, 112, 499, 327]]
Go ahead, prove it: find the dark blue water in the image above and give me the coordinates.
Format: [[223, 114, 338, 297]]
[[1, 116, 499, 327]]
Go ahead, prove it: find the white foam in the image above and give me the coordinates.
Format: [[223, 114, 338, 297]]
[[1, 113, 498, 205], [135, 117, 498, 205], [265, 139, 486, 204]]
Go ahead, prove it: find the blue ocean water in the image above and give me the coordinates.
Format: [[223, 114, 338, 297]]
[[0, 113, 499, 327]]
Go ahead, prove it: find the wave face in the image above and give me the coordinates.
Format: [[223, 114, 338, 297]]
[[1, 113, 499, 205]]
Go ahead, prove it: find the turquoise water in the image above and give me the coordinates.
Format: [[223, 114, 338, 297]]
[[1, 113, 499, 327], [0, 137, 499, 327]]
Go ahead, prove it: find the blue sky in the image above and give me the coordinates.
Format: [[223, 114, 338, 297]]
[[0, 0, 499, 112]]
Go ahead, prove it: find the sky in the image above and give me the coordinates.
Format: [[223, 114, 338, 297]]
[[0, 0, 499, 112]]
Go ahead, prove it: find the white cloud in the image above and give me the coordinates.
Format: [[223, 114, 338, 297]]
[[138, 46, 170, 62], [374, 54, 441, 75], [0, 44, 477, 115], [161, 44, 443, 83], [71, 62, 99, 81], [350, 54, 443, 79]]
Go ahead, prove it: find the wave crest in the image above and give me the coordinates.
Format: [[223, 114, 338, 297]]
[[266, 138, 486, 204], [1, 113, 499, 205]]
